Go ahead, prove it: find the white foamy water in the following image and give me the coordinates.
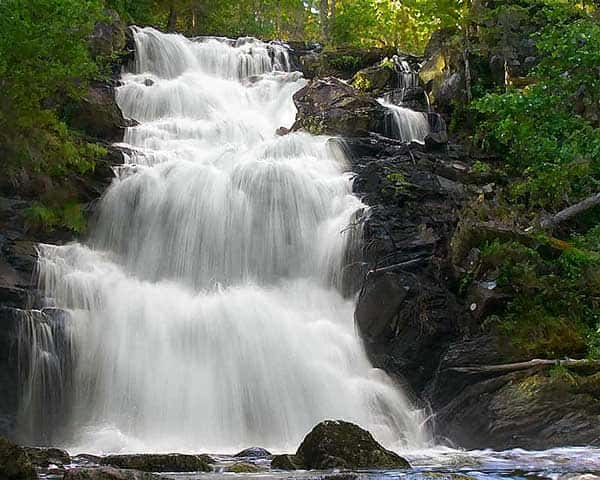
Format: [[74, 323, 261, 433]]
[[379, 99, 430, 144], [19, 27, 427, 454]]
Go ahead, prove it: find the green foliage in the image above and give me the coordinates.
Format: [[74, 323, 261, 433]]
[[330, 0, 464, 53], [328, 55, 362, 72], [352, 73, 372, 92], [0, 0, 105, 180], [479, 236, 600, 358], [473, 6, 600, 211], [25, 202, 87, 234]]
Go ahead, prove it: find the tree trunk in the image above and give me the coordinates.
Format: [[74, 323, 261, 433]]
[[329, 0, 336, 41], [167, 2, 178, 32], [320, 0, 329, 44]]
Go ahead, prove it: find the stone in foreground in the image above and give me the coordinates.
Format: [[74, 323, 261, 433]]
[[276, 420, 410, 470], [100, 454, 212, 472], [233, 447, 272, 458], [64, 467, 164, 480], [0, 437, 37, 480]]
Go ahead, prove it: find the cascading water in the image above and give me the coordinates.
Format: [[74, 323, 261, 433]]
[[379, 99, 430, 144], [378, 57, 430, 144], [18, 27, 427, 454]]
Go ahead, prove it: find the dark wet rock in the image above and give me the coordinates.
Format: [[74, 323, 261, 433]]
[[0, 309, 23, 439], [351, 64, 396, 96], [226, 462, 263, 473], [292, 78, 385, 136], [0, 437, 37, 480], [348, 137, 470, 393], [424, 131, 448, 151], [289, 44, 397, 80], [234, 447, 271, 458], [270, 454, 303, 470], [434, 371, 600, 449], [22, 446, 70, 469], [100, 454, 212, 472], [89, 10, 127, 59], [66, 81, 129, 141], [64, 467, 164, 480], [296, 420, 410, 469]]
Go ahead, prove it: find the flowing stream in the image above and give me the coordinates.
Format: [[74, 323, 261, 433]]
[[18, 27, 427, 454]]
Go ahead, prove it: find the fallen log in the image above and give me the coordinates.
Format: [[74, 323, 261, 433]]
[[540, 192, 600, 230], [447, 358, 600, 374]]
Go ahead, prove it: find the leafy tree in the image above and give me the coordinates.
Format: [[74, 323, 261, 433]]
[[0, 0, 105, 180]]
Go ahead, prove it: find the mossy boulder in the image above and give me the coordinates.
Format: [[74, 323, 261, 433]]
[[100, 454, 212, 472], [351, 64, 395, 96], [292, 78, 386, 137], [227, 462, 264, 473], [63, 467, 163, 480], [271, 454, 303, 470], [296, 420, 410, 470], [0, 437, 37, 480]]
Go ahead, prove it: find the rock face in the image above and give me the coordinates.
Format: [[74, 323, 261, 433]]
[[348, 137, 471, 392], [100, 454, 213, 473], [295, 420, 410, 469], [0, 437, 37, 480], [64, 467, 163, 480], [289, 44, 396, 80], [434, 370, 600, 449], [67, 81, 129, 141], [292, 78, 386, 137]]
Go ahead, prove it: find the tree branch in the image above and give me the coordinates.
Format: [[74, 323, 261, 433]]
[[540, 192, 600, 230], [447, 358, 600, 374]]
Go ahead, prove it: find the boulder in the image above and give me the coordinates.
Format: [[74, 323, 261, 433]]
[[351, 64, 395, 96], [100, 454, 212, 473], [0, 437, 37, 480], [233, 447, 271, 458], [67, 81, 129, 141], [64, 467, 163, 480], [270, 454, 303, 470], [22, 446, 70, 469], [292, 78, 386, 137], [296, 420, 410, 469], [226, 463, 263, 473]]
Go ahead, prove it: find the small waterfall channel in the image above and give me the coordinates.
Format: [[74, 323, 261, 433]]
[[16, 28, 427, 454], [379, 56, 431, 144]]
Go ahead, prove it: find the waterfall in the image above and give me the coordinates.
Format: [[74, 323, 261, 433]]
[[18, 27, 426, 454], [379, 99, 430, 144]]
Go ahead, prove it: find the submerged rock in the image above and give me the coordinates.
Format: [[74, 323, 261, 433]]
[[233, 447, 271, 458], [297, 420, 410, 469], [100, 454, 212, 472], [64, 467, 164, 480], [0, 437, 37, 480]]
